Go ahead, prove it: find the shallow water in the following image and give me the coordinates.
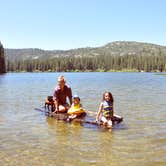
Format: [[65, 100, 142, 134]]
[[0, 72, 166, 166]]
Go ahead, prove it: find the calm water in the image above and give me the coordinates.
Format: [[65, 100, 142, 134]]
[[0, 72, 166, 166]]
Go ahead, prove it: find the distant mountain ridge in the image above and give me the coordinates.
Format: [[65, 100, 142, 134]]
[[5, 41, 166, 62]]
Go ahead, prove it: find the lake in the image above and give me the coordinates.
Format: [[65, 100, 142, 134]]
[[0, 72, 166, 166]]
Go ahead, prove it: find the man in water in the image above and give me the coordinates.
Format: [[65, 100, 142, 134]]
[[53, 75, 72, 113]]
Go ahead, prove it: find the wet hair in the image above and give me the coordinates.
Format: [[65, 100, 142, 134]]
[[102, 91, 114, 102]]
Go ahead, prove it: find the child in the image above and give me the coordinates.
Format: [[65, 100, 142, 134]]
[[96, 91, 114, 128], [67, 95, 86, 121]]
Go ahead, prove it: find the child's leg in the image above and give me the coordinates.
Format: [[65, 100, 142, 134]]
[[69, 114, 77, 119], [107, 119, 112, 128], [101, 116, 108, 125], [101, 116, 112, 128], [66, 114, 77, 122]]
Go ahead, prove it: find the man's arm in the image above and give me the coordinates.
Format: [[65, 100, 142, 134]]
[[53, 89, 59, 112], [68, 87, 72, 105]]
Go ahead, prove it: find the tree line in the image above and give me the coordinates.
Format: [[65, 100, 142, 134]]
[[6, 53, 166, 72]]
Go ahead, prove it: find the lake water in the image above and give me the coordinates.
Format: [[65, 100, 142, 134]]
[[0, 72, 166, 166]]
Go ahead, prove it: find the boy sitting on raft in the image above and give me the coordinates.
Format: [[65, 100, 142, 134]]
[[67, 95, 86, 121]]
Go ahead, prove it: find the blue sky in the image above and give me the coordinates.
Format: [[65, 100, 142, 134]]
[[0, 0, 165, 50]]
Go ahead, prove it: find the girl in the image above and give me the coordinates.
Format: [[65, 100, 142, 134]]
[[96, 92, 114, 128]]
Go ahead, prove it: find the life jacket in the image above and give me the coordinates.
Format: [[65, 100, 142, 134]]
[[68, 103, 85, 115], [103, 101, 113, 118]]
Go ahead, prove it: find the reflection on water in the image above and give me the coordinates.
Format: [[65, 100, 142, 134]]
[[0, 72, 166, 166]]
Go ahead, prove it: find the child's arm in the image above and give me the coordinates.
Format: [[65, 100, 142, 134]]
[[96, 103, 103, 122]]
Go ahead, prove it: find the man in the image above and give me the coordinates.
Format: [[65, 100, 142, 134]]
[[53, 75, 72, 113]]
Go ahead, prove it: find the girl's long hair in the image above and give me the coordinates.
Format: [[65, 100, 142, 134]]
[[102, 91, 114, 102]]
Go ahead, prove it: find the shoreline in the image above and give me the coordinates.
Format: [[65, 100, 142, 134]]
[[4, 70, 166, 73]]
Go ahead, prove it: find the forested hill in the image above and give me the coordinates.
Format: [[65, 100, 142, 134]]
[[5, 41, 166, 62], [5, 41, 166, 72]]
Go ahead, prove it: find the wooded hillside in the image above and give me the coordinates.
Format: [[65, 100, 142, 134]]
[[5, 41, 166, 72]]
